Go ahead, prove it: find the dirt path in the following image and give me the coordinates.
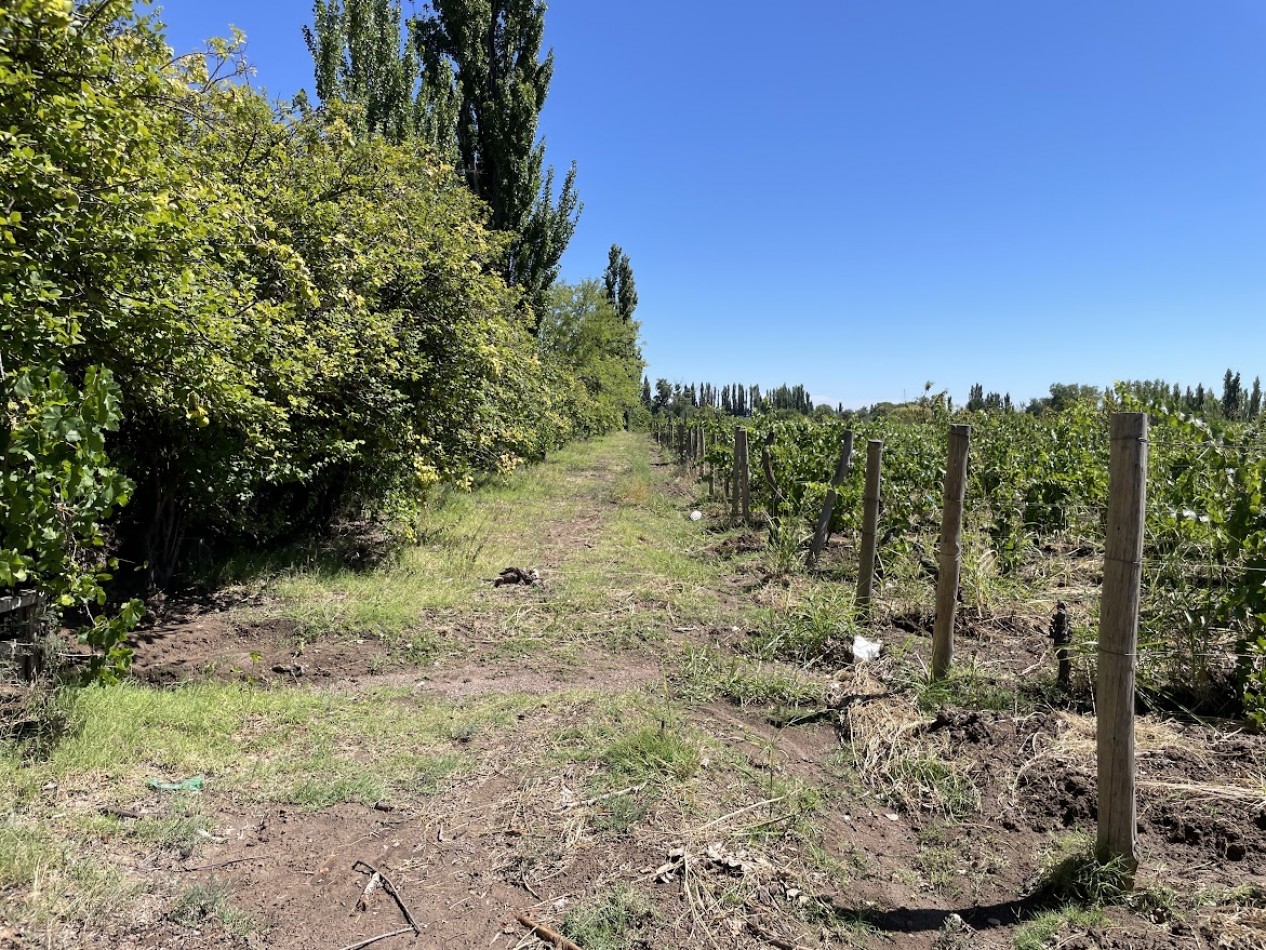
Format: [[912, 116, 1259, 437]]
[[5, 433, 1266, 950]]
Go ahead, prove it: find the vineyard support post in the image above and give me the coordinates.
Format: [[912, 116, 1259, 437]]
[[806, 431, 855, 567], [1097, 412, 1146, 885], [856, 440, 884, 612], [677, 420, 686, 463], [931, 424, 970, 679], [734, 427, 751, 524]]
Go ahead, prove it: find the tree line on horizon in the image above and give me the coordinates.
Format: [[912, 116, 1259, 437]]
[[640, 367, 1266, 424], [963, 370, 1264, 420], [644, 380, 816, 417], [1, 0, 644, 674]]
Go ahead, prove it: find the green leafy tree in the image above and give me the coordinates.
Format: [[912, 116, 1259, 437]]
[[652, 378, 672, 413], [0, 0, 157, 674], [304, 0, 460, 156], [537, 281, 643, 433]]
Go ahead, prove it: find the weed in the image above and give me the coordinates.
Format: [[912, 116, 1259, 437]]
[[604, 723, 701, 784], [126, 811, 211, 858], [563, 886, 656, 950], [886, 754, 980, 817], [748, 587, 858, 665], [171, 881, 254, 936], [0, 817, 135, 928], [908, 663, 1019, 714], [917, 843, 961, 894], [678, 645, 821, 707], [1012, 906, 1106, 950], [1032, 832, 1130, 905]]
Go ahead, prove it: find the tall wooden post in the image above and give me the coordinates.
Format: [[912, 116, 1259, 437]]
[[806, 431, 854, 567], [931, 424, 970, 679], [677, 420, 686, 462], [734, 427, 751, 524], [1097, 412, 1147, 883], [856, 440, 884, 612]]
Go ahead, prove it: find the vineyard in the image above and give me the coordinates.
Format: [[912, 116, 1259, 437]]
[[665, 392, 1266, 725]]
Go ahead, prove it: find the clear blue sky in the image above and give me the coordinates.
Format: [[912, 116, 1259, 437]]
[[153, 1, 1266, 409]]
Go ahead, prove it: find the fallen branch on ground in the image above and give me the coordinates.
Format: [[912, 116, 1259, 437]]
[[352, 861, 420, 935], [514, 912, 584, 950], [179, 856, 264, 873]]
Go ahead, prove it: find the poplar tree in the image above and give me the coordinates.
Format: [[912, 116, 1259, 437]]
[[304, 0, 418, 143], [415, 0, 580, 320], [603, 244, 638, 322]]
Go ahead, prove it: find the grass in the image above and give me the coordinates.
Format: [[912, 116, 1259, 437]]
[[1, 683, 532, 810], [0, 680, 544, 934], [551, 698, 704, 831], [562, 886, 657, 950], [907, 662, 1022, 714], [747, 586, 859, 665], [1012, 906, 1107, 950], [1031, 832, 1131, 905], [216, 437, 635, 639], [171, 881, 255, 937], [209, 432, 747, 667], [0, 817, 137, 931], [885, 753, 980, 817], [676, 645, 821, 708]]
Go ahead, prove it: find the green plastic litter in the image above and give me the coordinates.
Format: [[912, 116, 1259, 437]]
[[147, 775, 205, 792]]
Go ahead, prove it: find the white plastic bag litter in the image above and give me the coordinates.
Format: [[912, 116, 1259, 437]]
[[852, 634, 882, 662]]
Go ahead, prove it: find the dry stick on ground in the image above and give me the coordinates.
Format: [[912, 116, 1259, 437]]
[[514, 912, 584, 950], [179, 856, 265, 873], [336, 926, 414, 950], [352, 861, 420, 935]]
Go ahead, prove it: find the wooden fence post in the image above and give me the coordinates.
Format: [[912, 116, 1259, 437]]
[[1097, 411, 1147, 883], [1, 592, 44, 683], [856, 440, 884, 612], [734, 427, 751, 524], [806, 431, 855, 567], [931, 424, 970, 679]]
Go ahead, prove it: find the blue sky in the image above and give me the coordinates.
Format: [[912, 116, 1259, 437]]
[[153, 1, 1266, 409]]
